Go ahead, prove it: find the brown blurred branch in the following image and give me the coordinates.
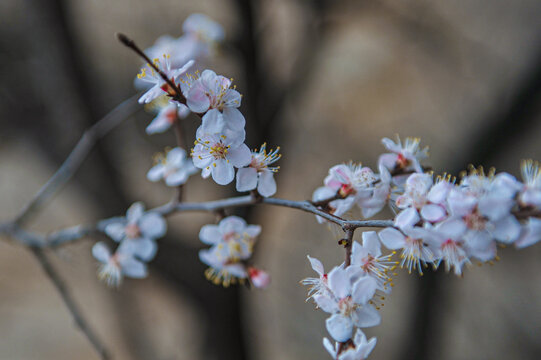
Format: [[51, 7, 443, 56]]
[[13, 93, 141, 227], [30, 247, 110, 360]]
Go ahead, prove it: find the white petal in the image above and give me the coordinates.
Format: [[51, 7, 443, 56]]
[[104, 222, 126, 242], [92, 242, 111, 263], [351, 276, 377, 304], [127, 202, 145, 223], [236, 167, 258, 192], [146, 115, 171, 134], [257, 171, 277, 197], [228, 144, 252, 167], [119, 256, 147, 278], [244, 225, 261, 238], [420, 204, 446, 223], [147, 164, 165, 182], [493, 215, 521, 243], [326, 314, 353, 342], [314, 294, 338, 313], [211, 160, 235, 185], [307, 255, 325, 276], [219, 216, 246, 233], [167, 147, 187, 164], [201, 109, 225, 134], [353, 305, 381, 328], [223, 107, 245, 130], [379, 228, 406, 249], [124, 238, 158, 261], [323, 338, 337, 358], [139, 212, 167, 239], [394, 208, 420, 229], [362, 231, 381, 257], [328, 267, 350, 299], [164, 170, 189, 186], [186, 82, 211, 113], [199, 224, 222, 245]]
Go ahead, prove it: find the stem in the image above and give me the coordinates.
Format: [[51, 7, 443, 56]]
[[30, 247, 109, 359]]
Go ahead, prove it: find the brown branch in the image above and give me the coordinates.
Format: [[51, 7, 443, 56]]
[[30, 247, 109, 359], [13, 93, 141, 227]]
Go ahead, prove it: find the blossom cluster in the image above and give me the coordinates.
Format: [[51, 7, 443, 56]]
[[199, 216, 270, 288], [85, 11, 541, 360], [92, 202, 166, 287], [304, 136, 541, 359]]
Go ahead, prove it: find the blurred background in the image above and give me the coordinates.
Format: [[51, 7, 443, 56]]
[[1, 0, 541, 359]]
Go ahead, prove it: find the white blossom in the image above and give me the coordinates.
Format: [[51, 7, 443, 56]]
[[103, 202, 166, 261], [191, 113, 251, 185], [379, 136, 428, 181], [147, 147, 198, 186], [519, 160, 541, 208], [236, 143, 281, 197], [92, 241, 147, 287], [137, 56, 194, 104]]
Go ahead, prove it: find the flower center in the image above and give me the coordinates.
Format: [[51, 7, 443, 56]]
[[338, 296, 356, 316], [339, 183, 356, 197], [210, 142, 229, 159], [125, 223, 141, 239], [464, 209, 487, 230]]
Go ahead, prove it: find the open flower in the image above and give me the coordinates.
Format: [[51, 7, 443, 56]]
[[395, 173, 447, 223], [182, 69, 245, 132], [519, 160, 541, 208], [191, 114, 251, 185], [312, 266, 380, 342], [301, 256, 330, 300], [349, 232, 396, 292], [378, 136, 428, 180], [147, 147, 198, 186], [199, 246, 248, 287], [199, 216, 261, 260], [92, 241, 147, 287], [103, 202, 167, 261], [236, 143, 281, 197], [137, 56, 194, 104], [323, 329, 377, 360]]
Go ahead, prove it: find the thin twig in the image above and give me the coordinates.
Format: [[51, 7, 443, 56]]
[[13, 93, 141, 227], [30, 247, 109, 359], [0, 195, 394, 249]]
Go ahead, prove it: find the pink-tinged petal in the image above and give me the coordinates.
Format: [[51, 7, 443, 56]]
[[139, 212, 167, 239], [394, 208, 420, 229], [127, 202, 145, 223], [323, 338, 337, 358], [421, 204, 446, 223], [307, 255, 325, 276], [362, 231, 381, 257], [211, 160, 235, 185], [104, 222, 126, 242], [119, 257, 147, 278], [201, 110, 225, 134], [353, 305, 381, 328], [236, 167, 258, 192], [187, 83, 211, 113], [248, 268, 271, 288], [146, 115, 171, 134], [257, 171, 277, 197], [326, 314, 353, 342], [199, 224, 222, 245], [351, 276, 377, 304], [427, 181, 451, 204], [92, 242, 111, 263], [147, 164, 165, 182], [379, 228, 406, 249], [493, 215, 521, 243], [223, 107, 245, 130], [228, 143, 252, 167], [328, 267, 350, 299]]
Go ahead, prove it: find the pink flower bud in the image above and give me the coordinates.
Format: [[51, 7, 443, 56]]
[[248, 267, 271, 289]]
